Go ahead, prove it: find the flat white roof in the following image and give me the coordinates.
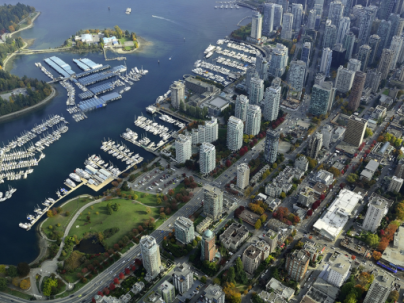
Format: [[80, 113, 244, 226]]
[[313, 189, 362, 239]]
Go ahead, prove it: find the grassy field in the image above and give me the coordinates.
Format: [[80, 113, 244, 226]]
[[42, 196, 94, 237], [1, 288, 32, 300], [67, 199, 160, 247], [121, 191, 161, 206]]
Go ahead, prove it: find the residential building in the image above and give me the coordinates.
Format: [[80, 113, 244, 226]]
[[347, 71, 366, 111], [387, 14, 404, 47], [331, 43, 346, 68], [358, 5, 378, 46], [237, 163, 250, 189], [170, 81, 185, 109], [377, 20, 392, 57], [335, 66, 355, 93], [298, 187, 316, 207], [281, 13, 293, 40], [343, 115, 367, 147], [251, 11, 263, 40], [200, 229, 217, 262], [175, 134, 192, 164], [256, 54, 269, 81], [301, 42, 311, 66], [263, 3, 275, 35], [343, 0, 352, 16], [227, 116, 244, 151], [264, 129, 279, 163], [203, 285, 225, 303], [378, 0, 396, 20], [342, 31, 355, 60], [246, 66, 257, 93], [242, 241, 271, 274], [174, 217, 195, 244], [378, 48, 394, 80], [327, 255, 351, 287], [203, 184, 223, 221], [308, 9, 317, 30], [263, 85, 281, 121], [266, 278, 295, 300], [360, 159, 379, 181], [365, 69, 382, 93], [172, 264, 193, 295], [362, 195, 389, 232], [158, 281, 175, 303], [273, 4, 283, 29], [140, 236, 162, 280], [269, 44, 289, 77], [249, 77, 264, 104], [292, 4, 303, 31], [265, 166, 304, 197], [309, 81, 335, 116], [237, 163, 250, 190], [368, 35, 381, 65], [363, 274, 394, 303], [263, 230, 278, 252], [395, 159, 404, 179], [320, 48, 332, 77], [219, 223, 249, 251], [357, 45, 372, 72], [336, 17, 350, 44], [313, 189, 362, 241], [196, 217, 212, 234], [191, 118, 218, 145], [288, 60, 306, 93], [295, 155, 308, 172], [390, 35, 403, 70], [346, 56, 363, 71], [314, 169, 334, 185], [307, 132, 323, 159], [388, 176, 404, 192], [370, 105, 387, 120], [321, 125, 333, 149], [323, 22, 337, 49], [328, 1, 344, 28], [199, 143, 215, 175], [286, 250, 310, 281], [235, 94, 249, 121]]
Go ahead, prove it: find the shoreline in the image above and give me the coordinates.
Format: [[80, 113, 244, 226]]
[[0, 86, 57, 124], [107, 36, 152, 54]]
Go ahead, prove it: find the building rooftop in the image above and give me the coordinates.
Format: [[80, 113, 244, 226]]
[[382, 226, 404, 268], [329, 255, 351, 276], [219, 223, 249, 248], [204, 284, 224, 301], [289, 249, 309, 264], [311, 277, 339, 299], [365, 159, 379, 173], [244, 244, 262, 260], [313, 189, 362, 240], [209, 97, 229, 109], [173, 263, 192, 277], [266, 278, 295, 299]]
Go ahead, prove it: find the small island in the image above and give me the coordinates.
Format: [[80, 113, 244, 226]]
[[64, 26, 139, 53]]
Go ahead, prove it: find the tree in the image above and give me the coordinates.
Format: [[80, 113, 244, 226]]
[[227, 267, 236, 282], [19, 279, 30, 290], [7, 266, 17, 277], [235, 257, 243, 273], [365, 127, 373, 138], [47, 210, 53, 217], [366, 234, 379, 248], [351, 255, 356, 260], [346, 173, 358, 183], [254, 219, 262, 230], [260, 214, 267, 222], [307, 209, 313, 216], [388, 290, 399, 302], [201, 276, 207, 283], [372, 251, 382, 261], [146, 207, 151, 214], [0, 278, 6, 291], [280, 192, 286, 199], [17, 262, 30, 277], [119, 272, 124, 279]]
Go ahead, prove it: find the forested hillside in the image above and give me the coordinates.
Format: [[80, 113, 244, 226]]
[[0, 3, 35, 33]]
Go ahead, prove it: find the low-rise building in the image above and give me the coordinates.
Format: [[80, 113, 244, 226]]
[[265, 198, 282, 212], [360, 159, 379, 181], [265, 218, 289, 231], [265, 166, 304, 197], [313, 189, 362, 241], [313, 170, 334, 186], [203, 284, 225, 303], [381, 226, 404, 270], [312, 182, 328, 196], [327, 255, 351, 287], [302, 277, 339, 303], [266, 278, 295, 300], [263, 229, 279, 253], [363, 273, 394, 303], [238, 209, 261, 226], [219, 223, 249, 251], [371, 105, 387, 120], [131, 282, 145, 295], [340, 237, 368, 257], [196, 217, 213, 234], [172, 263, 193, 295], [295, 155, 309, 172], [257, 291, 288, 303]]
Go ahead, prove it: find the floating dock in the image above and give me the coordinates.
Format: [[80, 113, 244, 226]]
[[77, 92, 122, 112], [75, 65, 110, 78]]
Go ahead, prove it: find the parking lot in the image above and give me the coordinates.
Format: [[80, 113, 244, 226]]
[[177, 279, 204, 302]]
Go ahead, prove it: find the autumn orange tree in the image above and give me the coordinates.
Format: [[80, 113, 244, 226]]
[[223, 282, 241, 303], [372, 251, 382, 261]]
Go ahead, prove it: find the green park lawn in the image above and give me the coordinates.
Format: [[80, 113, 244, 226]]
[[42, 196, 94, 237], [67, 199, 160, 247]]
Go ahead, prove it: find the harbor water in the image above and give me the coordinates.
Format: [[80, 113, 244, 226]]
[[0, 0, 250, 264]]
